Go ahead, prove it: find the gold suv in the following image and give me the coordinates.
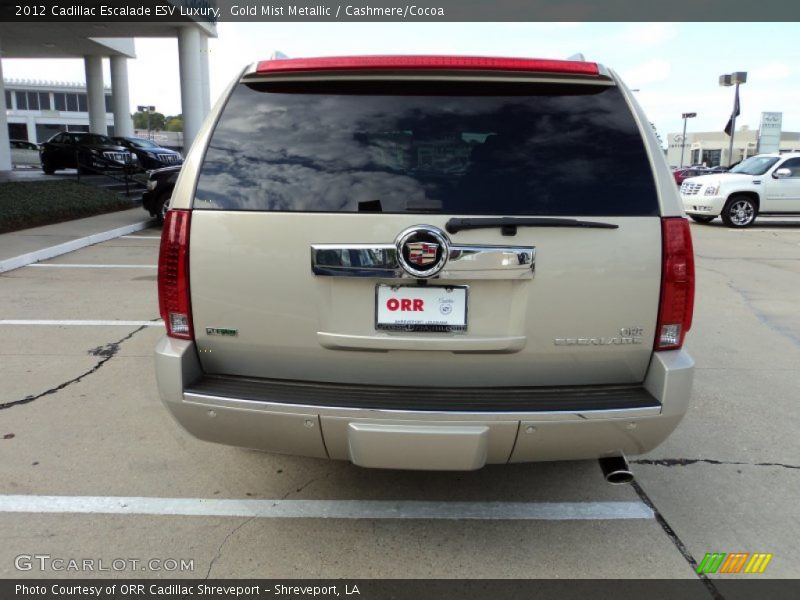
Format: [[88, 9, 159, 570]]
[[155, 55, 695, 473]]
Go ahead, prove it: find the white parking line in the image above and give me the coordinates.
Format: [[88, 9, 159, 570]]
[[0, 320, 163, 327], [0, 220, 153, 274], [120, 235, 162, 240], [28, 264, 157, 269], [0, 495, 654, 520]]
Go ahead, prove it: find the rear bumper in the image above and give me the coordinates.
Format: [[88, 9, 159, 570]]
[[155, 337, 694, 470]]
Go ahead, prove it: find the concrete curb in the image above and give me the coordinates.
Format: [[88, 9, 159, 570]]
[[0, 220, 154, 274]]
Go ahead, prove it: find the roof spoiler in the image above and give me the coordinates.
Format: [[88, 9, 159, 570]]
[[566, 53, 586, 61]]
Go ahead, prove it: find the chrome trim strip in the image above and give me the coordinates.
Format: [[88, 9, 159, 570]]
[[311, 243, 535, 280], [183, 392, 662, 422]]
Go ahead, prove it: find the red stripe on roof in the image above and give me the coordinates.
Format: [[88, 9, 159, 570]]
[[255, 55, 599, 76]]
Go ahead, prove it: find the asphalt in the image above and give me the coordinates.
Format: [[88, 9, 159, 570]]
[[0, 216, 798, 582]]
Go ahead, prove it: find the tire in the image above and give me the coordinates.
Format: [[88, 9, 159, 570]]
[[721, 195, 758, 228], [155, 192, 171, 225], [689, 215, 715, 224], [42, 159, 55, 175]]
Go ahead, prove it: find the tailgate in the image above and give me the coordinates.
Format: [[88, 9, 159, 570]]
[[185, 69, 664, 388], [189, 212, 660, 387]]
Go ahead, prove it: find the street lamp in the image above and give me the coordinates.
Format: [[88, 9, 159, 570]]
[[136, 104, 156, 140], [719, 71, 747, 167], [679, 112, 696, 168]]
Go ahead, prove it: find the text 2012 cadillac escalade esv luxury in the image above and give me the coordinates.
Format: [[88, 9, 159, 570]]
[[155, 55, 695, 475]]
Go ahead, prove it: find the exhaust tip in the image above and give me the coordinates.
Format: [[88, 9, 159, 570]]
[[598, 455, 634, 485]]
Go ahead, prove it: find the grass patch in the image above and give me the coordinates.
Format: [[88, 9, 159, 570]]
[[0, 180, 137, 234]]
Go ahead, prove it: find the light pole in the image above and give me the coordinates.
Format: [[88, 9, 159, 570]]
[[136, 104, 156, 140], [679, 112, 696, 168], [719, 72, 747, 166]]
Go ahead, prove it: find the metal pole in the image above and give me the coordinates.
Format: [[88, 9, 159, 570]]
[[728, 83, 738, 167], [680, 117, 688, 168]]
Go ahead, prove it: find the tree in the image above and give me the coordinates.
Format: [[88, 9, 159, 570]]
[[165, 115, 184, 132], [132, 111, 166, 131]]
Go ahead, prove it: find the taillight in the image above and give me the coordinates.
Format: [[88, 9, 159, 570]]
[[256, 55, 599, 76], [158, 209, 193, 340], [655, 217, 695, 351]]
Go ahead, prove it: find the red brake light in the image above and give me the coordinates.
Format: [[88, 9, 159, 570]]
[[655, 218, 695, 351], [158, 209, 193, 340], [256, 55, 599, 76]]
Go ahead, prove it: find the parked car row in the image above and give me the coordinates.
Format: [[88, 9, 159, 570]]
[[671, 164, 731, 185], [8, 132, 183, 172]]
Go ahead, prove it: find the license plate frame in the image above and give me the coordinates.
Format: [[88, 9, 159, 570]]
[[375, 284, 468, 333]]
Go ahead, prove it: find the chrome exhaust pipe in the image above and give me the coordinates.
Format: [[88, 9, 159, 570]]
[[598, 455, 634, 485]]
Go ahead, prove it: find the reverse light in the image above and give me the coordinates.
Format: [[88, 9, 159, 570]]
[[158, 210, 194, 340], [655, 218, 695, 351], [256, 55, 599, 76]]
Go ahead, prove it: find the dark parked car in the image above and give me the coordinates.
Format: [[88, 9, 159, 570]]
[[112, 137, 183, 169], [672, 167, 711, 185], [142, 165, 180, 223], [40, 132, 137, 174]]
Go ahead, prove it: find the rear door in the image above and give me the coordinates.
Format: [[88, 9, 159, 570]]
[[188, 73, 663, 388]]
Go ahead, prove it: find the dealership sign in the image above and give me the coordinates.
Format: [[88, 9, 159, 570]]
[[757, 112, 782, 154]]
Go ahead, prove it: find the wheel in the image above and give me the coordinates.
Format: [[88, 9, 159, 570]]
[[721, 195, 757, 228], [689, 215, 715, 224], [155, 192, 171, 225], [42, 160, 55, 175]]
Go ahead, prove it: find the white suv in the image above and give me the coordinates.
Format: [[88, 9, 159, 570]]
[[681, 153, 800, 227], [155, 55, 695, 475]]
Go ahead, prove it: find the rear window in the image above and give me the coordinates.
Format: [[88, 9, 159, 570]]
[[195, 79, 658, 216]]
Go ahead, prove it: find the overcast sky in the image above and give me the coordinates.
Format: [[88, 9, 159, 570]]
[[3, 22, 798, 140]]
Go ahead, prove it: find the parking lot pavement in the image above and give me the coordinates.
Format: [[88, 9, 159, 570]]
[[1, 221, 798, 581], [0, 208, 150, 269]]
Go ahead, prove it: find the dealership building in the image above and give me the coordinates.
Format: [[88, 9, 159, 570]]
[[5, 78, 116, 143], [666, 125, 800, 168], [0, 1, 216, 171]]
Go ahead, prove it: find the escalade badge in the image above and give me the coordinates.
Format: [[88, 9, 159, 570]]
[[396, 225, 450, 278]]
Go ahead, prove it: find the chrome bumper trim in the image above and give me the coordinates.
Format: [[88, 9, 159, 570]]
[[182, 392, 662, 422]]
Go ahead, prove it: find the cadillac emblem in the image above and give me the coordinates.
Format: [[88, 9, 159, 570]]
[[396, 225, 449, 278]]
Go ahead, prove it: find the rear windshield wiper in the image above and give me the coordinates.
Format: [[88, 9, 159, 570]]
[[446, 217, 619, 236]]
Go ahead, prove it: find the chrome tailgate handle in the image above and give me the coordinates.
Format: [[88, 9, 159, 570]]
[[311, 243, 535, 280]]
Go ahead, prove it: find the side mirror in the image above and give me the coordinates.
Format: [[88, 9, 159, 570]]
[[774, 168, 792, 179]]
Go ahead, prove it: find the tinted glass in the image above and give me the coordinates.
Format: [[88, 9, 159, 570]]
[[66, 94, 78, 112], [730, 156, 779, 176], [15, 91, 28, 110], [780, 158, 800, 177], [38, 92, 51, 111], [82, 134, 114, 145], [54, 93, 66, 111], [77, 94, 88, 112], [27, 92, 39, 111], [130, 139, 158, 148], [196, 80, 658, 216]]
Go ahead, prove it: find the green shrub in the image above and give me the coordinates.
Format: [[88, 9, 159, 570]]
[[0, 181, 136, 234]]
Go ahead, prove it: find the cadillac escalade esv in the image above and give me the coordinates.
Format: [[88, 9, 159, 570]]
[[155, 55, 695, 474], [681, 153, 800, 227]]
